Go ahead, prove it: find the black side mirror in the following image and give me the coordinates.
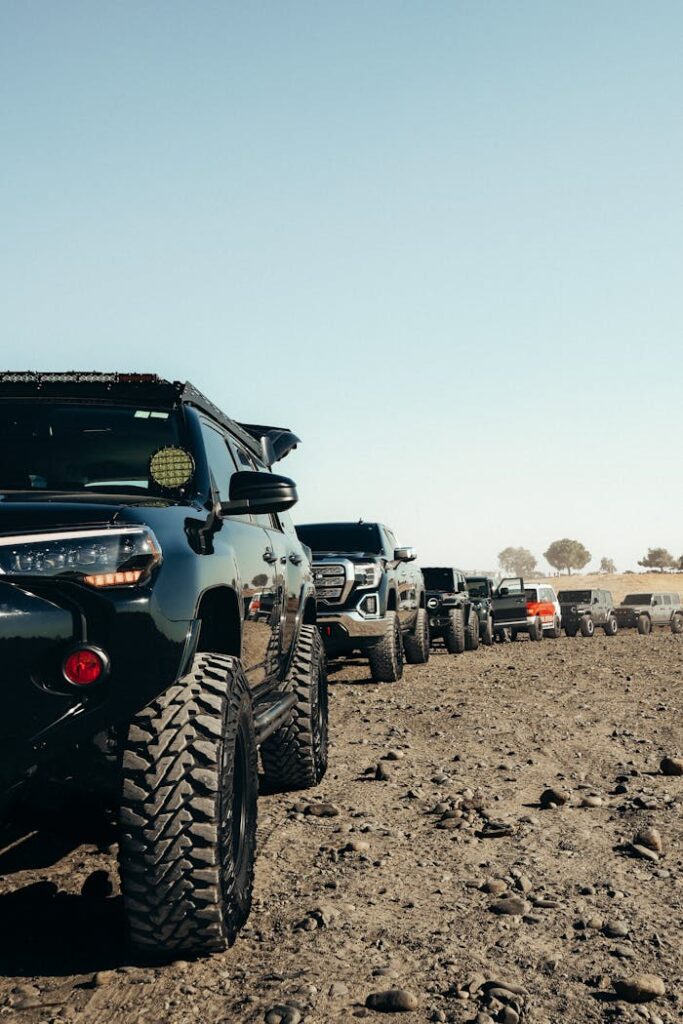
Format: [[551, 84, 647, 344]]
[[220, 470, 298, 516]]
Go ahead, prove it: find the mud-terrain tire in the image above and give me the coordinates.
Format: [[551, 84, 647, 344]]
[[465, 611, 480, 651], [604, 614, 618, 637], [564, 624, 578, 638], [671, 613, 683, 635], [548, 616, 562, 639], [404, 608, 431, 664], [445, 607, 466, 654], [260, 625, 329, 792], [637, 614, 652, 636], [481, 615, 494, 646], [368, 612, 404, 682], [119, 654, 257, 959], [510, 629, 519, 641], [529, 617, 543, 641], [580, 615, 595, 638]]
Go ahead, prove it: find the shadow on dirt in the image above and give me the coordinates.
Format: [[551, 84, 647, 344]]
[[0, 881, 126, 977], [0, 791, 130, 977]]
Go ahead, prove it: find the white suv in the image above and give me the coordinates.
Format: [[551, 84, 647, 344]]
[[524, 583, 562, 638]]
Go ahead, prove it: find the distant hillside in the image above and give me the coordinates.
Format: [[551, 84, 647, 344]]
[[536, 571, 683, 604]]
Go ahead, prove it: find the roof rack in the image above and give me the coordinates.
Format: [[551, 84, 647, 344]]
[[0, 372, 299, 466]]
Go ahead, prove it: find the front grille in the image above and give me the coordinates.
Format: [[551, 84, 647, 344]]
[[313, 563, 347, 603]]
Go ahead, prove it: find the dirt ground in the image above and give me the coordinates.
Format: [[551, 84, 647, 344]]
[[1, 630, 681, 1024]]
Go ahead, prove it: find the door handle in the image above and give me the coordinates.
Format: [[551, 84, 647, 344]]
[[289, 553, 303, 565], [280, 556, 288, 564], [263, 548, 278, 564]]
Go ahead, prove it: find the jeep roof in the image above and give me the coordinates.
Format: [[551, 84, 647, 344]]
[[422, 567, 463, 591], [621, 592, 681, 605], [558, 588, 609, 602]]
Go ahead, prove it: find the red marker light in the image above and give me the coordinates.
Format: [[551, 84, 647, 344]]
[[63, 649, 106, 686]]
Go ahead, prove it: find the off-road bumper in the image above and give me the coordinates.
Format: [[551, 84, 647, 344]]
[[316, 608, 393, 653]]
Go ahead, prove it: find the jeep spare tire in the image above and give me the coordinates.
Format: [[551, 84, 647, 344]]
[[119, 653, 258, 958]]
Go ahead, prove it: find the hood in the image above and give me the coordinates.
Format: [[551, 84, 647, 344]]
[[0, 493, 173, 536]]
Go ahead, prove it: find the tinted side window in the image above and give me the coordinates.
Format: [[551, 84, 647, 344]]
[[663, 595, 671, 605], [200, 421, 237, 501]]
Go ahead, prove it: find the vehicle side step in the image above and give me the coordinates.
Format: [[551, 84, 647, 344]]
[[253, 692, 297, 745]]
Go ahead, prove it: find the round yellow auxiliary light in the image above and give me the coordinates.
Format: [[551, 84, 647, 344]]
[[149, 446, 195, 491]]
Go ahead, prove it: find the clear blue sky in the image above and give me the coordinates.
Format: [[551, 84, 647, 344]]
[[1, 1, 681, 571]]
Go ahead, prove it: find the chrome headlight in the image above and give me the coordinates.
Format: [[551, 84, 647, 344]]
[[0, 527, 161, 587], [354, 562, 382, 590]]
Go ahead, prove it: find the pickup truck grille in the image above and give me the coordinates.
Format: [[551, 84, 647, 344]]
[[313, 563, 347, 603]]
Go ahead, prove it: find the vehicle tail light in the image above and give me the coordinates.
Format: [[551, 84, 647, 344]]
[[63, 647, 108, 686]]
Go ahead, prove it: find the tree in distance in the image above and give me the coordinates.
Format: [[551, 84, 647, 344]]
[[544, 538, 591, 575], [497, 546, 537, 577], [638, 547, 676, 572], [600, 557, 616, 574]]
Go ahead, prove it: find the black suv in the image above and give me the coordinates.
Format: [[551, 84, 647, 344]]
[[295, 522, 429, 682], [465, 575, 495, 646], [423, 567, 480, 653], [0, 372, 328, 959], [558, 588, 618, 637]]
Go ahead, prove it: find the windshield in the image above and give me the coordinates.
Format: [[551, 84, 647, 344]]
[[559, 590, 591, 602], [0, 402, 184, 494], [296, 522, 384, 555], [466, 577, 490, 599], [423, 568, 456, 591], [623, 594, 652, 605]]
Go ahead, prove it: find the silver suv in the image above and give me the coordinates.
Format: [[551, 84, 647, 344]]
[[615, 592, 683, 635]]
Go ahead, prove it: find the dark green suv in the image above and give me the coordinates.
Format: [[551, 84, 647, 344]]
[[558, 589, 618, 637]]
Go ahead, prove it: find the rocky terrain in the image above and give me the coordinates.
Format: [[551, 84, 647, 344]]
[[0, 631, 681, 1024]]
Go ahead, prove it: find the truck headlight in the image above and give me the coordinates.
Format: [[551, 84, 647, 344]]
[[0, 527, 161, 587], [354, 562, 381, 590]]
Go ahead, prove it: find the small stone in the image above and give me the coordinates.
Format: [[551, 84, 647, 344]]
[[305, 802, 340, 817], [515, 875, 533, 894], [660, 756, 683, 776], [343, 839, 370, 853], [604, 920, 630, 938], [631, 843, 659, 862], [365, 989, 418, 1012], [614, 974, 666, 1003], [264, 1006, 302, 1024], [540, 787, 570, 808], [581, 795, 603, 808], [482, 879, 508, 895], [482, 980, 526, 997], [491, 896, 529, 916], [501, 1009, 519, 1024], [93, 971, 115, 987], [634, 827, 662, 853], [383, 750, 404, 761], [328, 982, 349, 998], [586, 915, 604, 930]]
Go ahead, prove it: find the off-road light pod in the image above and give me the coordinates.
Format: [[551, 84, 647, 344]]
[[62, 646, 110, 686], [0, 527, 161, 586]]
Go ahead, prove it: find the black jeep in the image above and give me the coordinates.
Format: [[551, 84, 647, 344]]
[[492, 577, 543, 641], [295, 522, 429, 682], [423, 567, 480, 653], [0, 372, 328, 959], [558, 588, 618, 637], [464, 575, 495, 646]]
